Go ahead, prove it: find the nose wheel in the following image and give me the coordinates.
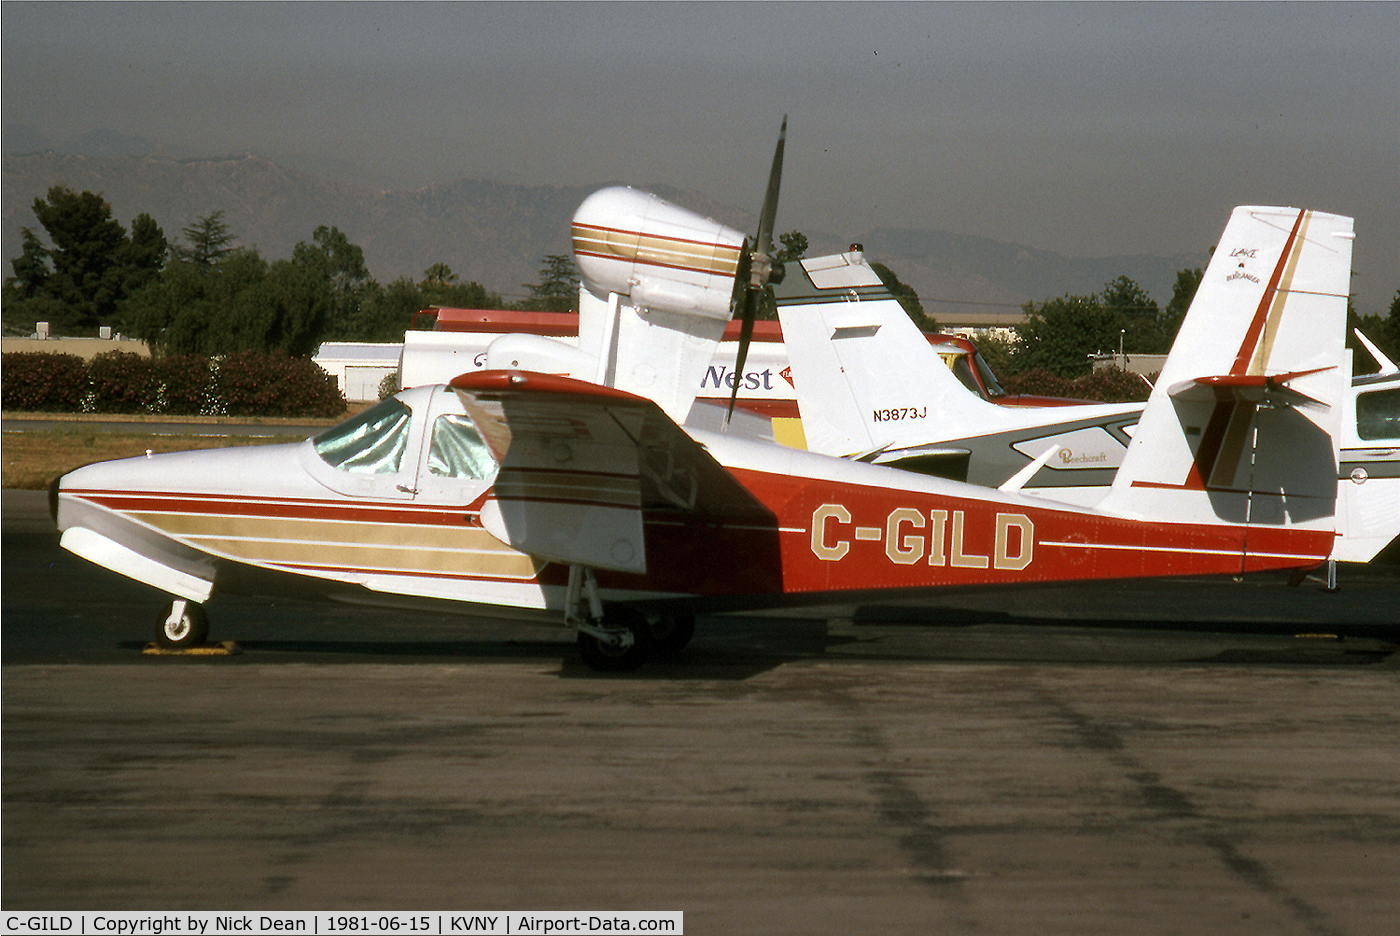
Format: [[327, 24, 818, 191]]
[[156, 599, 210, 649]]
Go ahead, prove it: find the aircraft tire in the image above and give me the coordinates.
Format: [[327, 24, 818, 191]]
[[650, 614, 695, 657], [156, 599, 209, 649], [577, 607, 652, 672]]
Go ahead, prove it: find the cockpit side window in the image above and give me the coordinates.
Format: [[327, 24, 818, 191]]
[[313, 398, 412, 473], [1356, 387, 1400, 441], [428, 413, 498, 480]]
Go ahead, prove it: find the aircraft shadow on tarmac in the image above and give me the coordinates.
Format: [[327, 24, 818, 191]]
[[106, 607, 1397, 678]]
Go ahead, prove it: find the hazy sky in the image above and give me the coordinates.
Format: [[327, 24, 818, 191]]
[[4, 2, 1398, 312]]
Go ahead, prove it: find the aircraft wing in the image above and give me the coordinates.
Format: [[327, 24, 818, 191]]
[[451, 370, 772, 574]]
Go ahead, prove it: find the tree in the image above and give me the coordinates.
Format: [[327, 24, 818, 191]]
[[1390, 289, 1400, 357], [518, 254, 579, 312], [7, 228, 51, 299], [1099, 275, 1163, 355], [128, 234, 330, 358], [1012, 293, 1122, 377], [774, 230, 808, 265], [292, 225, 375, 339], [29, 187, 131, 330], [422, 263, 457, 287], [1160, 267, 1204, 349], [114, 213, 168, 304], [175, 211, 236, 267], [420, 264, 503, 311], [871, 261, 937, 332], [751, 231, 811, 321], [3, 187, 167, 334], [362, 277, 435, 340]]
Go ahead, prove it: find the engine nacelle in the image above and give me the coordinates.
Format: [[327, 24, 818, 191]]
[[572, 186, 745, 321], [485, 333, 594, 381]]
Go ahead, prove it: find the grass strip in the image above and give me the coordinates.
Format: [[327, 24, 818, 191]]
[[2, 430, 306, 490]]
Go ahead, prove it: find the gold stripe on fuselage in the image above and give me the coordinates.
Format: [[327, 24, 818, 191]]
[[129, 511, 543, 580]]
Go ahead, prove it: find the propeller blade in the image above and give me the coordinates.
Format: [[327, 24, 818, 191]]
[[725, 115, 787, 430], [755, 115, 787, 257], [725, 288, 758, 427]]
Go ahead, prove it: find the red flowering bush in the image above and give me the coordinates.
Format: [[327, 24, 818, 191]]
[[1, 352, 88, 411], [151, 355, 216, 414], [214, 351, 345, 418], [86, 351, 160, 413], [1075, 367, 1153, 403], [2, 351, 345, 417], [1000, 368, 1082, 399]]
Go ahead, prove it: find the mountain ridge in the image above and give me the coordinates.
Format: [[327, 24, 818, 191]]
[[3, 152, 1200, 315]]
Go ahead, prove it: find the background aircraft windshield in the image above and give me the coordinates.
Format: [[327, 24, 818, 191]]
[[1356, 387, 1400, 441], [972, 352, 1008, 397]]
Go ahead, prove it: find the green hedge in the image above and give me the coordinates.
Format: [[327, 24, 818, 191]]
[[2, 350, 346, 418]]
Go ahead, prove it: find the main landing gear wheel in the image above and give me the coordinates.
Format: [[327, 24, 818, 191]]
[[156, 599, 209, 649], [650, 614, 695, 658], [577, 607, 653, 672]]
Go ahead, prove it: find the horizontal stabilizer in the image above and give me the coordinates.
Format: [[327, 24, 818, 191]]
[[1354, 328, 1399, 376], [1166, 367, 1335, 409], [450, 370, 772, 573]]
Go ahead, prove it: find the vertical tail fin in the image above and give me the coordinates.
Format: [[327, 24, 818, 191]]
[[1100, 207, 1354, 551]]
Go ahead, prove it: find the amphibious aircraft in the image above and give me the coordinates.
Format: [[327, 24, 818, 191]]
[[52, 126, 1355, 668], [770, 250, 1397, 566]]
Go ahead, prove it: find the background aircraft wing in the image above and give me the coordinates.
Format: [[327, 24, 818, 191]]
[[451, 370, 773, 574]]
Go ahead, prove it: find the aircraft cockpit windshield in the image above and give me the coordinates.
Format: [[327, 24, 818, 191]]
[[314, 397, 412, 474]]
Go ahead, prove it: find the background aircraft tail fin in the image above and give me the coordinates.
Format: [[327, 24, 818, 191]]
[[1099, 207, 1354, 555], [775, 248, 1010, 456]]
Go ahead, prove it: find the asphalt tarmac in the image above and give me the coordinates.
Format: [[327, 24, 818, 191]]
[[4, 490, 1399, 933]]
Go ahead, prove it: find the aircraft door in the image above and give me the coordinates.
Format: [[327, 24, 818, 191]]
[[411, 386, 500, 506]]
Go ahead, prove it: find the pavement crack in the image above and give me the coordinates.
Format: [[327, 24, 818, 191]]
[[1037, 689, 1342, 936], [848, 715, 969, 895]]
